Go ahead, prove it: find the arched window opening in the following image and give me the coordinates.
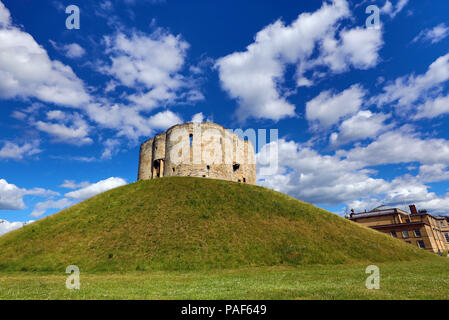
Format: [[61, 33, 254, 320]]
[[206, 165, 210, 171]]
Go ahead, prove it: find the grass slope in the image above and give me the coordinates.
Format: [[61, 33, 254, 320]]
[[0, 177, 434, 272]]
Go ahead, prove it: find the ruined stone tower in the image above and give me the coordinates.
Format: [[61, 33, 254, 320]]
[[138, 122, 256, 184]]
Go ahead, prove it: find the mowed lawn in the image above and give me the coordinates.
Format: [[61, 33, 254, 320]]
[[1, 259, 449, 300]]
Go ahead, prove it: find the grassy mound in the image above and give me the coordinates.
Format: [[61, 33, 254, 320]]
[[0, 177, 433, 272]]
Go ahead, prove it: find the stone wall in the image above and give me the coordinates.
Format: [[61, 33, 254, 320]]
[[137, 122, 256, 184]]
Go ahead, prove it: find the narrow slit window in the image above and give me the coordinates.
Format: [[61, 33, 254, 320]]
[[189, 134, 193, 147], [206, 165, 210, 171]]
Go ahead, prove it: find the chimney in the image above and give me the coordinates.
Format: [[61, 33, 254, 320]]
[[409, 204, 418, 215]]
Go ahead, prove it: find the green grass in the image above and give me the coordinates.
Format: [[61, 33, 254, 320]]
[[1, 259, 449, 299], [0, 177, 435, 273], [0, 177, 433, 272], [0, 177, 447, 299]]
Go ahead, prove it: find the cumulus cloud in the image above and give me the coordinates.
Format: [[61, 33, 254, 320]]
[[60, 180, 91, 189], [0, 3, 90, 107], [50, 41, 86, 58], [257, 139, 388, 205], [417, 164, 449, 183], [0, 219, 34, 236], [414, 94, 449, 119], [413, 23, 449, 44], [34, 112, 93, 145], [319, 27, 383, 73], [330, 111, 391, 146], [102, 30, 200, 110], [216, 0, 382, 122], [100, 138, 121, 160], [148, 110, 182, 130], [257, 130, 449, 214], [65, 177, 127, 200], [0, 140, 42, 160], [337, 126, 449, 166], [375, 53, 449, 110], [30, 198, 73, 217], [381, 0, 409, 18], [306, 84, 366, 128], [0, 179, 58, 210], [0, 1, 11, 26], [191, 112, 204, 123]]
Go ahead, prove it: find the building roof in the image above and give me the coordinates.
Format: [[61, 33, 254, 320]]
[[350, 207, 409, 219]]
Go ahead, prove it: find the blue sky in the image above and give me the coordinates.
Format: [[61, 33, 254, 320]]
[[1, 0, 449, 234]]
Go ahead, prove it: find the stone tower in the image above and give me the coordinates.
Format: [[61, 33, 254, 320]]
[[137, 122, 256, 184]]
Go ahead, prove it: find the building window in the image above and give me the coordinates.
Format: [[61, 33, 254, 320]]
[[440, 221, 446, 227], [445, 233, 449, 243], [233, 163, 240, 172], [172, 167, 175, 173], [391, 231, 397, 238], [189, 134, 193, 147], [417, 240, 425, 249], [405, 218, 410, 223], [206, 165, 210, 171], [402, 230, 409, 239], [414, 229, 422, 237]]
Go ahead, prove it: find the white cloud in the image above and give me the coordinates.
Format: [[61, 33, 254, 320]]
[[0, 178, 27, 210], [30, 198, 73, 217], [100, 138, 121, 160], [50, 40, 86, 58], [0, 219, 34, 236], [375, 53, 449, 109], [62, 43, 86, 58], [320, 27, 383, 73], [65, 177, 127, 200], [0, 140, 41, 160], [417, 164, 449, 183], [0, 3, 90, 106], [60, 180, 91, 189], [0, 178, 59, 210], [0, 1, 11, 27], [102, 30, 199, 110], [148, 110, 182, 130], [413, 23, 449, 44], [257, 132, 449, 214], [414, 94, 449, 119], [337, 126, 449, 166], [34, 112, 92, 145], [191, 112, 204, 123], [381, 0, 409, 18], [257, 139, 388, 205], [330, 111, 391, 146], [306, 84, 365, 128], [216, 0, 383, 122]]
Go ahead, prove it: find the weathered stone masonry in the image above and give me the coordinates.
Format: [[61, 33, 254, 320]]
[[138, 122, 256, 184]]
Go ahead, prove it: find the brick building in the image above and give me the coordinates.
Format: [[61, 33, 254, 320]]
[[349, 205, 449, 253]]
